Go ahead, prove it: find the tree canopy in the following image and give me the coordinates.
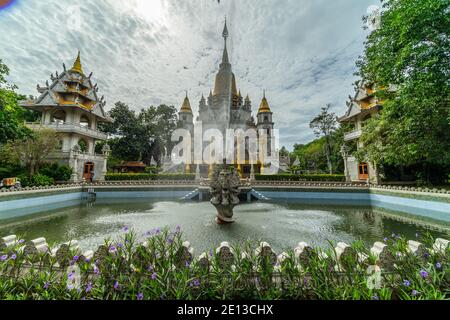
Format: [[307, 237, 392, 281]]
[[0, 59, 32, 145], [356, 0, 450, 183], [100, 102, 178, 165]]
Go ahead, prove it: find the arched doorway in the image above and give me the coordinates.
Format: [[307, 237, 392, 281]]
[[83, 162, 95, 182], [358, 163, 369, 180]]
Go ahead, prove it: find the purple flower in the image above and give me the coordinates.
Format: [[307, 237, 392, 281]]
[[167, 238, 174, 245], [122, 226, 129, 232], [185, 261, 191, 267], [137, 293, 144, 300], [419, 270, 428, 278], [209, 250, 214, 257], [67, 284, 74, 290], [10, 254, 17, 260], [303, 277, 308, 286], [93, 265, 100, 275], [147, 265, 154, 272], [403, 280, 411, 287], [155, 228, 161, 234], [435, 262, 442, 269], [85, 258, 91, 263], [68, 272, 75, 280], [117, 243, 124, 248], [18, 239, 25, 244], [109, 245, 117, 253], [0, 255, 8, 261], [73, 255, 79, 262], [372, 295, 379, 300], [423, 252, 430, 260], [176, 225, 181, 232], [43, 282, 50, 290], [114, 281, 119, 290], [151, 272, 157, 280], [383, 237, 388, 243], [86, 282, 93, 293], [412, 290, 419, 296], [193, 280, 200, 287]]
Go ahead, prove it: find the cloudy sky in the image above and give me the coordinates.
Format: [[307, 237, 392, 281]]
[[0, 0, 378, 148]]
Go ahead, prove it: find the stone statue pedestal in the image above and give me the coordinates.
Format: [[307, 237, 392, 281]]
[[215, 204, 236, 224], [210, 166, 241, 225]]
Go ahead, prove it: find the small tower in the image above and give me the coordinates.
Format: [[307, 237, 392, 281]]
[[20, 51, 112, 183], [178, 92, 194, 133], [257, 91, 274, 173]]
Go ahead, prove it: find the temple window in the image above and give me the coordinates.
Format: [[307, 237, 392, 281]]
[[78, 139, 88, 153], [51, 110, 66, 124], [80, 115, 91, 128]]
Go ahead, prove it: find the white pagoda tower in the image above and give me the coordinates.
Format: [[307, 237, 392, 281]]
[[20, 52, 112, 182]]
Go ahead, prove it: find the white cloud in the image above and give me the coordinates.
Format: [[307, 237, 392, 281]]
[[0, 0, 377, 149]]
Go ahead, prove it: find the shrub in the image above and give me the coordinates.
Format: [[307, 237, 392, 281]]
[[38, 163, 72, 181], [105, 173, 196, 181], [17, 174, 31, 187], [31, 174, 55, 186], [54, 165, 73, 181], [255, 174, 345, 182], [145, 166, 161, 174]]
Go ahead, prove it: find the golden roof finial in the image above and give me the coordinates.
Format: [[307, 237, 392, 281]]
[[258, 90, 271, 113], [180, 91, 193, 113], [70, 51, 84, 75]]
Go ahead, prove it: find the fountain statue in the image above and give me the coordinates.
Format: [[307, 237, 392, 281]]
[[210, 165, 241, 224]]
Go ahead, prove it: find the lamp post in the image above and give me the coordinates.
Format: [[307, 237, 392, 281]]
[[340, 144, 351, 183]]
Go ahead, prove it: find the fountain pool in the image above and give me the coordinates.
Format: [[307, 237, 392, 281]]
[[0, 198, 447, 253]]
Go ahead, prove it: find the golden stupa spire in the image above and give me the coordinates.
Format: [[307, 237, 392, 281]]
[[258, 90, 271, 113], [180, 91, 193, 113], [70, 51, 84, 75]]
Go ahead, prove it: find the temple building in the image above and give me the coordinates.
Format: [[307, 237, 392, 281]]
[[338, 83, 384, 184], [176, 21, 278, 177], [20, 52, 112, 182]]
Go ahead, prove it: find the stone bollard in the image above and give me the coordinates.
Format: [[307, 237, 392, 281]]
[[24, 237, 48, 257], [175, 241, 194, 268], [0, 235, 17, 251], [255, 242, 277, 267], [294, 242, 314, 266], [197, 252, 210, 270], [51, 240, 81, 268], [216, 242, 235, 269], [335, 242, 357, 270], [433, 238, 449, 254], [275, 252, 292, 271], [80, 250, 94, 263], [407, 240, 428, 258], [370, 242, 394, 270]]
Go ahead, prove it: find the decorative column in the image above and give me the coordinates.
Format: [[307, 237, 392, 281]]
[[70, 145, 81, 183], [340, 144, 351, 183], [101, 144, 111, 181], [250, 164, 255, 181], [195, 164, 201, 181]]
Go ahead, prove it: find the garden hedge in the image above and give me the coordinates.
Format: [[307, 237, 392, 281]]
[[255, 174, 346, 182], [105, 173, 196, 181]]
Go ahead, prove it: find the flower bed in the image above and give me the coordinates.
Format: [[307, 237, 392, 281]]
[[0, 230, 448, 300]]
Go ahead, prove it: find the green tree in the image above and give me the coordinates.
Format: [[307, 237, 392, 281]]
[[309, 104, 338, 174], [356, 0, 450, 183], [0, 129, 60, 177], [0, 59, 32, 145], [101, 102, 178, 165]]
